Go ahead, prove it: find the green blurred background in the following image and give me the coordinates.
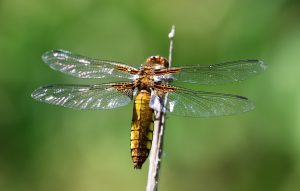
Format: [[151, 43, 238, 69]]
[[1, 0, 300, 190]]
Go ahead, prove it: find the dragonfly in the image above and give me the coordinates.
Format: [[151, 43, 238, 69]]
[[31, 49, 267, 169]]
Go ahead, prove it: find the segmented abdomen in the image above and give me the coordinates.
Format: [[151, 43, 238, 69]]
[[130, 90, 154, 169]]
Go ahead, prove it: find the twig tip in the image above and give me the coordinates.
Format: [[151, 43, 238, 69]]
[[168, 25, 176, 39]]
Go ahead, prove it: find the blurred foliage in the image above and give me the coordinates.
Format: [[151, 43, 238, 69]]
[[1, 0, 300, 190]]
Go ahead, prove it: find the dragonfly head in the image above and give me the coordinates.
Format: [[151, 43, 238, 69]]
[[146, 55, 169, 68]]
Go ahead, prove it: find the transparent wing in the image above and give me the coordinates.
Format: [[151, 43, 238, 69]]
[[42, 49, 139, 79], [158, 59, 267, 85], [152, 85, 255, 117], [31, 82, 135, 110]]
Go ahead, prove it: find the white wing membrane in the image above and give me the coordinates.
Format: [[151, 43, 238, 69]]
[[152, 86, 255, 117], [31, 83, 133, 110], [171, 59, 267, 85], [42, 49, 138, 79], [34, 50, 264, 116]]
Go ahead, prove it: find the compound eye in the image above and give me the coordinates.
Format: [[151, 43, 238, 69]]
[[150, 56, 156, 61], [146, 56, 157, 63], [160, 58, 169, 67]]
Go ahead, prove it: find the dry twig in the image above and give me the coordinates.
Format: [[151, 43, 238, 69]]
[[146, 25, 175, 191]]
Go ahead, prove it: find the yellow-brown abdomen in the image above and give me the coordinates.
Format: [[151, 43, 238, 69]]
[[131, 90, 154, 169]]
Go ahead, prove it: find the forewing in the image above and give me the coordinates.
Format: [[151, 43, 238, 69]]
[[42, 49, 139, 79], [162, 59, 267, 85], [153, 85, 255, 117], [31, 82, 135, 110]]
